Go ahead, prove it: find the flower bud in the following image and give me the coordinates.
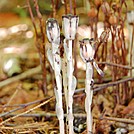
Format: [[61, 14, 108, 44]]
[[94, 0, 102, 7], [79, 38, 95, 63], [99, 28, 110, 43], [109, 14, 118, 25], [46, 18, 60, 44], [62, 14, 79, 40], [116, 39, 122, 49], [101, 2, 110, 15], [88, 8, 98, 18]]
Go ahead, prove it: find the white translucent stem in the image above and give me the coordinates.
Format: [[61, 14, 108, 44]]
[[52, 43, 64, 134], [67, 40, 74, 134], [85, 62, 93, 134]]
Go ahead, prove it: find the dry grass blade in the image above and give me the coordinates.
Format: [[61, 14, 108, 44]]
[[0, 97, 54, 125]]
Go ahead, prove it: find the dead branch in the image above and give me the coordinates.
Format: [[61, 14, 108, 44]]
[[0, 65, 41, 89], [101, 116, 134, 124], [98, 62, 134, 70], [0, 96, 52, 118], [0, 97, 54, 125], [74, 77, 134, 93]]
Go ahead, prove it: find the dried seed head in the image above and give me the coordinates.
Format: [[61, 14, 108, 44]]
[[94, 0, 102, 8], [79, 38, 95, 63], [101, 2, 110, 15], [46, 18, 60, 44], [111, 2, 117, 12], [62, 14, 79, 40], [116, 39, 122, 49], [99, 28, 110, 43], [88, 8, 98, 18], [109, 14, 118, 25]]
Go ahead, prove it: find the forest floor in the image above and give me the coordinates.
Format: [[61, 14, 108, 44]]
[[0, 13, 134, 134]]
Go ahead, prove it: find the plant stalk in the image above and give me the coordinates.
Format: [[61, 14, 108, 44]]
[[52, 43, 65, 134], [67, 39, 74, 134], [85, 62, 93, 134]]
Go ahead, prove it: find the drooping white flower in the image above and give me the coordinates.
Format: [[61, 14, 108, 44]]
[[46, 18, 60, 44], [79, 38, 95, 63], [62, 14, 79, 40]]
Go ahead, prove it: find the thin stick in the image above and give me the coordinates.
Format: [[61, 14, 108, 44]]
[[2, 88, 19, 112], [98, 62, 134, 70], [101, 116, 134, 124], [0, 97, 54, 125], [64, 0, 68, 14], [33, 0, 47, 95], [130, 25, 134, 76], [26, 0, 38, 38], [0, 65, 41, 88], [94, 76, 134, 92], [0, 97, 52, 118], [69, 0, 72, 14], [73, 0, 76, 15], [51, 0, 56, 18]]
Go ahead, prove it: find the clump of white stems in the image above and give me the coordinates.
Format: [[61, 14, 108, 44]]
[[79, 38, 104, 134], [46, 18, 64, 134], [62, 14, 79, 134]]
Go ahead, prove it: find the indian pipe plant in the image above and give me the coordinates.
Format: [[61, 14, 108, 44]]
[[62, 14, 79, 134], [79, 38, 104, 133], [23, 0, 134, 133], [45, 12, 110, 133]]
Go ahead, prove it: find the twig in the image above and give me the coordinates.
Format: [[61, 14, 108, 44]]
[[0, 122, 55, 130], [73, 0, 76, 15], [101, 116, 134, 124], [0, 65, 41, 88], [2, 87, 19, 112], [26, 0, 38, 38], [0, 97, 54, 125], [2, 113, 134, 125], [0, 96, 52, 118], [98, 62, 134, 70], [33, 0, 47, 95], [94, 76, 134, 92], [1, 113, 87, 118], [74, 76, 134, 94], [69, 0, 72, 14], [51, 0, 56, 18], [130, 25, 134, 76], [64, 0, 68, 14]]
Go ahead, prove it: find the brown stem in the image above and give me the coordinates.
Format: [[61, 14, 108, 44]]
[[0, 97, 54, 125], [130, 25, 134, 77], [69, 0, 72, 14], [73, 0, 76, 15], [26, 0, 38, 38], [51, 0, 56, 18], [101, 116, 134, 124], [64, 0, 68, 14], [26, 0, 47, 95]]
